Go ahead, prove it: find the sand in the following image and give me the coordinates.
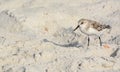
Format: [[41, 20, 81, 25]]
[[0, 0, 120, 72]]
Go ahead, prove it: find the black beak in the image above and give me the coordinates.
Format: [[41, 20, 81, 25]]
[[73, 25, 79, 31]]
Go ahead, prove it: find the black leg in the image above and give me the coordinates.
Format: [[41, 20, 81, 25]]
[[99, 37, 102, 46], [73, 25, 79, 31], [88, 36, 90, 46]]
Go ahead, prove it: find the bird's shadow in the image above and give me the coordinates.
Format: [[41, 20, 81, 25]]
[[42, 27, 83, 48], [43, 39, 82, 48]]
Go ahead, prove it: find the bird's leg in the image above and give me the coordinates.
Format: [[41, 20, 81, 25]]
[[73, 25, 79, 31], [88, 36, 90, 46], [99, 36, 102, 46]]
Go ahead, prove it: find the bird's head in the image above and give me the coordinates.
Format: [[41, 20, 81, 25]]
[[78, 19, 89, 26]]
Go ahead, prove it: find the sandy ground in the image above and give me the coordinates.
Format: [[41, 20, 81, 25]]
[[0, 0, 120, 72]]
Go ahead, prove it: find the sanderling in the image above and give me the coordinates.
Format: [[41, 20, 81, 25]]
[[73, 19, 111, 46]]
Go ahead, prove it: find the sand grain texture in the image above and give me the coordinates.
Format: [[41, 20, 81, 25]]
[[0, 0, 120, 72]]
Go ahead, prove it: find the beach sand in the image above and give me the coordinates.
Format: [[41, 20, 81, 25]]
[[0, 0, 120, 72]]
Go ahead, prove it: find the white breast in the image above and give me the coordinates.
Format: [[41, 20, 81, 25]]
[[88, 27, 108, 36], [80, 25, 102, 36], [88, 28, 100, 35]]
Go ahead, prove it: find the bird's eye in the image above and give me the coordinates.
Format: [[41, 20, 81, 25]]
[[81, 22, 84, 24]]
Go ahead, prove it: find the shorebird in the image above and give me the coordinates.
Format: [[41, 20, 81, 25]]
[[73, 19, 111, 46]]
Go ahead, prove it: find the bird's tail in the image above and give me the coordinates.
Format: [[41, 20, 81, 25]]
[[105, 25, 112, 33], [105, 25, 111, 29]]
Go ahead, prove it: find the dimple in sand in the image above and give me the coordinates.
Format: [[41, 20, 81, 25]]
[[74, 19, 111, 46]]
